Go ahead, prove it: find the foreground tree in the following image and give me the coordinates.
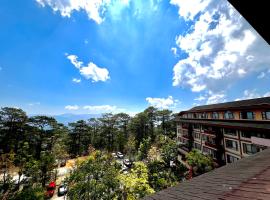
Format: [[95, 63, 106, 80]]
[[186, 149, 214, 175], [67, 151, 121, 200], [118, 161, 154, 199]]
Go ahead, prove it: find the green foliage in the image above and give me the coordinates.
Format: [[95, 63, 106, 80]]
[[67, 151, 121, 200], [118, 161, 154, 199], [186, 149, 214, 174], [11, 186, 44, 200], [161, 138, 178, 166], [138, 137, 151, 160], [147, 160, 178, 191]]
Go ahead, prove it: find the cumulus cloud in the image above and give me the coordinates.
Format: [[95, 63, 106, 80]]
[[171, 0, 270, 93], [83, 105, 117, 113], [67, 54, 110, 82], [171, 47, 178, 56], [206, 91, 226, 105], [36, 0, 134, 24], [170, 0, 211, 21], [65, 105, 79, 110], [72, 78, 81, 83], [194, 95, 206, 101], [235, 90, 270, 101], [28, 102, 41, 106], [257, 72, 265, 79], [146, 96, 180, 109], [36, 0, 109, 24]]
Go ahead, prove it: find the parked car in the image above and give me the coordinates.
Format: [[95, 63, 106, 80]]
[[112, 152, 118, 158], [117, 152, 124, 159], [45, 181, 56, 198], [123, 159, 132, 168], [57, 183, 68, 196]]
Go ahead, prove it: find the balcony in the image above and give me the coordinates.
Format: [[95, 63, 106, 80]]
[[205, 141, 217, 149], [178, 144, 190, 154], [182, 135, 190, 140], [203, 129, 216, 136]]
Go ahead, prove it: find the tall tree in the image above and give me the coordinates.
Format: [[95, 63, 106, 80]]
[[0, 107, 27, 154]]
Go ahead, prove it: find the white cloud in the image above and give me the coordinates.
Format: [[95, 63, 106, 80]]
[[237, 69, 246, 76], [65, 105, 79, 110], [257, 72, 265, 79], [83, 105, 117, 113], [72, 78, 81, 83], [195, 95, 206, 101], [67, 54, 110, 82], [206, 91, 226, 104], [28, 102, 41, 106], [264, 91, 270, 97], [146, 96, 180, 109], [236, 90, 270, 101], [171, 0, 270, 94], [170, 0, 211, 21], [36, 0, 109, 24], [67, 55, 82, 69], [171, 47, 178, 56]]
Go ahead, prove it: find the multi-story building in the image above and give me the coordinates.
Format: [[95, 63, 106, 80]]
[[176, 97, 270, 166]]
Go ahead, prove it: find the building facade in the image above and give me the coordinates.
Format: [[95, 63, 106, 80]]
[[176, 97, 270, 166]]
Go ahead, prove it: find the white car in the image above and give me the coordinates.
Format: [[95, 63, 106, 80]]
[[117, 152, 124, 159], [112, 152, 118, 158]]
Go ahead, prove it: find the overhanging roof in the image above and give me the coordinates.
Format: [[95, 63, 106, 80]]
[[180, 97, 270, 114], [143, 149, 270, 200], [176, 118, 270, 131]]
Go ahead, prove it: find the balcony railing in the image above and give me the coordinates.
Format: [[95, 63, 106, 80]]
[[205, 141, 217, 149], [179, 144, 190, 152], [203, 129, 216, 136], [182, 135, 190, 140]]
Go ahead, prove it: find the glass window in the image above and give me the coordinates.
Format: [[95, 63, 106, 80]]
[[203, 147, 217, 159], [224, 128, 237, 136], [225, 139, 238, 151], [193, 143, 201, 150], [226, 154, 239, 163], [242, 143, 260, 155], [240, 111, 254, 119], [212, 112, 219, 119], [193, 124, 200, 130], [241, 131, 252, 138], [262, 111, 270, 120], [224, 111, 234, 119], [193, 132, 201, 139]]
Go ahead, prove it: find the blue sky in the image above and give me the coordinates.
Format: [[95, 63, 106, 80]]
[[0, 0, 270, 115]]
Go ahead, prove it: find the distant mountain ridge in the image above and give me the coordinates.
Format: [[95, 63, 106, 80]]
[[54, 113, 101, 124], [29, 113, 101, 125]]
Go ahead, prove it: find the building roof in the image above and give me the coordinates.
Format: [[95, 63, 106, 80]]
[[182, 97, 270, 113], [177, 118, 270, 130], [143, 149, 270, 200]]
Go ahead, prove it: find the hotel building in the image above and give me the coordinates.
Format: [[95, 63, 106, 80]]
[[176, 97, 270, 166]]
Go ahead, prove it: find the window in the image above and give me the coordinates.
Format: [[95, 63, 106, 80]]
[[240, 111, 254, 119], [193, 143, 201, 150], [203, 147, 217, 159], [193, 132, 201, 140], [241, 131, 252, 138], [212, 112, 219, 119], [188, 113, 193, 118], [224, 129, 237, 136], [225, 139, 238, 151], [224, 111, 234, 119], [193, 124, 200, 130], [226, 154, 239, 163], [262, 111, 270, 120], [242, 143, 260, 155]]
